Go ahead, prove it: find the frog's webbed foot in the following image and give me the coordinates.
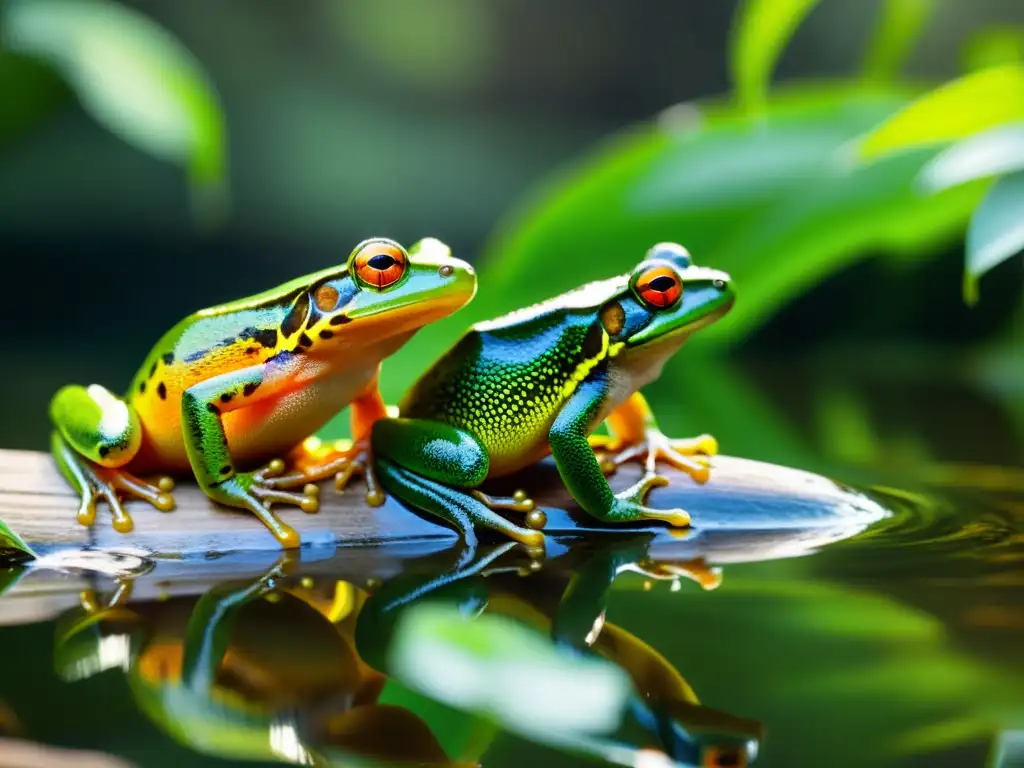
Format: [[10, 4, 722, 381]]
[[207, 470, 319, 549], [77, 464, 175, 534], [608, 474, 691, 528], [261, 439, 385, 508], [593, 430, 716, 485], [470, 489, 548, 534]]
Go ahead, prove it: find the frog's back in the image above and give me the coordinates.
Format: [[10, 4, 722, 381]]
[[401, 311, 599, 475]]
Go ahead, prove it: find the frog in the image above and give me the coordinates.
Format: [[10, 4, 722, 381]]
[[349, 242, 734, 547], [49, 237, 476, 548]]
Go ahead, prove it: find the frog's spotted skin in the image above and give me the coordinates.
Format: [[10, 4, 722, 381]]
[[361, 243, 735, 547], [403, 318, 607, 475], [50, 238, 476, 547]]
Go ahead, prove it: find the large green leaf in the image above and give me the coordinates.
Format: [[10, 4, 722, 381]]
[[858, 64, 1024, 160], [693, 145, 986, 346], [729, 0, 823, 113], [920, 123, 1024, 192], [964, 170, 1024, 304], [2, 0, 227, 220]]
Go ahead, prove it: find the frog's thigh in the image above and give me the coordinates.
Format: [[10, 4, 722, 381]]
[[50, 384, 142, 467], [371, 418, 488, 489]]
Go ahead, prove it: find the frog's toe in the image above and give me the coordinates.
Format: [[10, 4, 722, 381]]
[[639, 506, 691, 528], [668, 433, 718, 457], [470, 488, 536, 513], [615, 472, 670, 506], [600, 429, 717, 485], [251, 483, 320, 514], [333, 450, 386, 507], [101, 469, 177, 514]]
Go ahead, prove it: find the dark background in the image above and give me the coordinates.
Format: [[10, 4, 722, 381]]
[[1, 0, 1021, 451]]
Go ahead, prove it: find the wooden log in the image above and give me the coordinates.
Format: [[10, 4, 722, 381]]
[[0, 448, 891, 625]]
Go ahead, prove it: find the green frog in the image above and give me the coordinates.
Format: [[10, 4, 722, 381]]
[[49, 238, 476, 547], [351, 243, 734, 546]]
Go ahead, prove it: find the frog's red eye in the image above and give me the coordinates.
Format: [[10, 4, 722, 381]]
[[353, 242, 407, 289], [635, 265, 682, 308]]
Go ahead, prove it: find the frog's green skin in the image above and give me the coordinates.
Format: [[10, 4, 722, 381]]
[[48, 238, 476, 547], [368, 243, 734, 547]]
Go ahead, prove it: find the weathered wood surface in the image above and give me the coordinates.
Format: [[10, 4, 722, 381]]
[[0, 448, 891, 626], [0, 448, 888, 555]]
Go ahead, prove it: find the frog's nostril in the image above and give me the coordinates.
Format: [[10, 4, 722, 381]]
[[438, 264, 454, 278]]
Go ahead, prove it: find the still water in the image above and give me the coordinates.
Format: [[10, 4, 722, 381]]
[[0, 361, 1021, 768]]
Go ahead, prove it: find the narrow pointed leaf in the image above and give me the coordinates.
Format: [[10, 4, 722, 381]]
[[0, 517, 35, 563], [858, 64, 1024, 160], [920, 123, 1024, 192], [861, 0, 932, 83], [964, 169, 1024, 303], [730, 0, 822, 113], [2, 0, 227, 219]]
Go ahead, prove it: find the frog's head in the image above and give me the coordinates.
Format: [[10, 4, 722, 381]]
[[299, 237, 476, 351], [609, 242, 734, 350]]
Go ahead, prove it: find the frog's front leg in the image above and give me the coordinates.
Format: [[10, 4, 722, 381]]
[[550, 377, 691, 528], [371, 418, 545, 548], [262, 384, 390, 506], [50, 384, 175, 533], [589, 392, 716, 485], [181, 367, 319, 549]]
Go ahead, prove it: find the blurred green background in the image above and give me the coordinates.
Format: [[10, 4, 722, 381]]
[[0, 0, 1021, 472], [0, 4, 1023, 766]]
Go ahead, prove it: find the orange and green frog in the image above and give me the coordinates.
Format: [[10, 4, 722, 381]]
[[338, 243, 734, 547], [49, 238, 476, 548]]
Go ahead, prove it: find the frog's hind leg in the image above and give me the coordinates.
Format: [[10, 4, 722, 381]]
[[50, 384, 175, 533], [51, 432, 174, 533], [376, 458, 544, 550]]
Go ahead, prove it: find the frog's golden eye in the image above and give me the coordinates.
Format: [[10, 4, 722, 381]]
[[353, 242, 407, 289], [635, 265, 682, 308]]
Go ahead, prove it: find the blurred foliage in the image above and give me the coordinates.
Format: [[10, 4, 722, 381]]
[[1, 0, 227, 222], [383, 0, 1024, 403]]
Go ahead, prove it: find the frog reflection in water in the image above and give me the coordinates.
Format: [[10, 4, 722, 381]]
[[356, 540, 763, 768], [55, 542, 761, 768], [49, 238, 476, 548], [315, 243, 733, 548], [54, 558, 458, 767]]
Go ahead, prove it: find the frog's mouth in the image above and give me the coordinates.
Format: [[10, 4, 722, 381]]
[[627, 294, 735, 349], [343, 289, 475, 344]]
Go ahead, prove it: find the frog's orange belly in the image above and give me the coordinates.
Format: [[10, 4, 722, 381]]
[[130, 374, 369, 475]]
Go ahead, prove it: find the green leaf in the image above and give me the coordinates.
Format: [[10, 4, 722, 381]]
[[2, 0, 228, 221], [920, 123, 1024, 192], [729, 0, 823, 113], [389, 604, 631, 738], [962, 26, 1024, 73], [858, 64, 1024, 161], [861, 0, 932, 83], [0, 517, 35, 563], [964, 170, 1024, 304], [694, 144, 985, 347]]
